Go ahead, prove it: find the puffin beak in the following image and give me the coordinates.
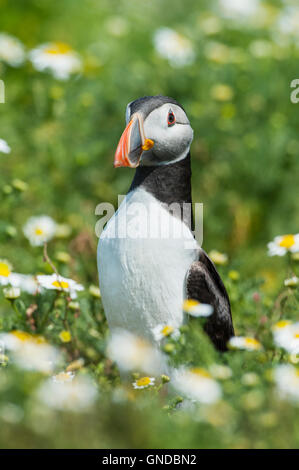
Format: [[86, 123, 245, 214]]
[[114, 113, 154, 168]]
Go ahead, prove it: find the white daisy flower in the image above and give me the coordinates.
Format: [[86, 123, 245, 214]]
[[23, 215, 57, 246], [0, 33, 25, 67], [52, 371, 75, 383], [89, 284, 101, 298], [274, 364, 299, 404], [152, 324, 180, 342], [29, 42, 82, 80], [0, 138, 11, 154], [107, 329, 165, 375], [219, 0, 260, 20], [133, 376, 155, 390], [0, 259, 13, 285], [272, 319, 293, 332], [0, 261, 38, 294], [273, 321, 299, 355], [228, 336, 263, 351], [183, 299, 213, 318], [37, 274, 84, 299], [153, 28, 195, 67], [267, 234, 299, 257], [284, 276, 299, 288], [0, 330, 60, 373], [11, 274, 39, 294], [3, 286, 21, 300], [172, 367, 222, 404], [36, 375, 98, 412], [277, 7, 299, 37]]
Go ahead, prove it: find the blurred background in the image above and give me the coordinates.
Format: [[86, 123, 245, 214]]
[[0, 0, 299, 449], [0, 0, 298, 280]]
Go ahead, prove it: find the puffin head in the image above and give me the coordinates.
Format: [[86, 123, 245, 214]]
[[114, 95, 193, 168]]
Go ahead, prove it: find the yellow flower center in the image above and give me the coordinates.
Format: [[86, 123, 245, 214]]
[[245, 338, 260, 349], [0, 261, 11, 277], [183, 299, 199, 310], [279, 234, 295, 249], [35, 228, 44, 235], [136, 377, 151, 387], [294, 333, 299, 339], [45, 42, 72, 55], [11, 330, 46, 344], [52, 280, 69, 289], [190, 367, 211, 378], [161, 325, 174, 336], [274, 320, 291, 329]]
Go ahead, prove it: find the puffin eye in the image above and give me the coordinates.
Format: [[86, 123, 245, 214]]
[[167, 110, 176, 127]]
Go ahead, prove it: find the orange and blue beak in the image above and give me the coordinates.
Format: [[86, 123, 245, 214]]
[[114, 113, 154, 168]]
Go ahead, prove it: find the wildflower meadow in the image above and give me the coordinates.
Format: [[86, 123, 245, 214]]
[[1, 0, 299, 449]]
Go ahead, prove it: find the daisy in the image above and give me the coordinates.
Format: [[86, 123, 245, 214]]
[[152, 324, 180, 342], [36, 375, 98, 412], [267, 234, 299, 257], [89, 284, 101, 298], [183, 299, 213, 318], [0, 138, 11, 154], [1, 271, 39, 294], [0, 259, 13, 285], [107, 329, 164, 375], [284, 276, 299, 288], [0, 330, 60, 373], [23, 215, 57, 246], [219, 0, 260, 20], [29, 42, 82, 80], [273, 321, 299, 355], [0, 262, 30, 293], [153, 28, 195, 67], [37, 274, 84, 299], [3, 286, 21, 300], [228, 336, 263, 351], [133, 376, 155, 390], [208, 250, 228, 266], [0, 33, 25, 67], [172, 367, 222, 404], [10, 274, 39, 295], [277, 7, 299, 37], [274, 364, 299, 404]]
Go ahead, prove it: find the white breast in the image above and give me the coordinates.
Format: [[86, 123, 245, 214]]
[[97, 188, 199, 343]]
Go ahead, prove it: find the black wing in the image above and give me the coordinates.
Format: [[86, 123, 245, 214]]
[[186, 249, 234, 351]]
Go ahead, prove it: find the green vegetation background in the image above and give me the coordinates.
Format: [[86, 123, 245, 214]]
[[0, 0, 299, 449]]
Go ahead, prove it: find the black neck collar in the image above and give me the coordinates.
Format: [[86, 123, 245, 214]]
[[129, 152, 193, 229]]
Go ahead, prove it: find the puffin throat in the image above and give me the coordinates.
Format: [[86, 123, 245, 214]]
[[129, 152, 194, 230]]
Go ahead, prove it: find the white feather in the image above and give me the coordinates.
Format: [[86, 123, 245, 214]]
[[97, 188, 199, 343]]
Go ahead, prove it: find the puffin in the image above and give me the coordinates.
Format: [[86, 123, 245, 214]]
[[97, 95, 234, 351]]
